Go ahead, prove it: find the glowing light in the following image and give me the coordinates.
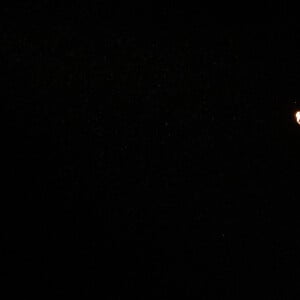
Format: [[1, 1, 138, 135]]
[[296, 111, 300, 125]]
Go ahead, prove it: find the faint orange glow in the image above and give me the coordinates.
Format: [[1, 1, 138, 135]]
[[296, 111, 300, 125]]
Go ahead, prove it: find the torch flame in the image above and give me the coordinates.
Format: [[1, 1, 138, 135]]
[[296, 111, 300, 125]]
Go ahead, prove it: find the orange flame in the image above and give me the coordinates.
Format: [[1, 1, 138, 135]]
[[296, 111, 300, 125]]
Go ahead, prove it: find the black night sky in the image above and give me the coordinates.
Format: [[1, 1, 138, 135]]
[[2, 4, 300, 298]]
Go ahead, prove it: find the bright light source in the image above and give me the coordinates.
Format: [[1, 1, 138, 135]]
[[296, 111, 300, 125]]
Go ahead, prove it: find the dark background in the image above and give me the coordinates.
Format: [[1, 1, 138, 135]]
[[2, 4, 300, 298]]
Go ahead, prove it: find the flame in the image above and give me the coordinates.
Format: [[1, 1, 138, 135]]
[[296, 111, 300, 125]]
